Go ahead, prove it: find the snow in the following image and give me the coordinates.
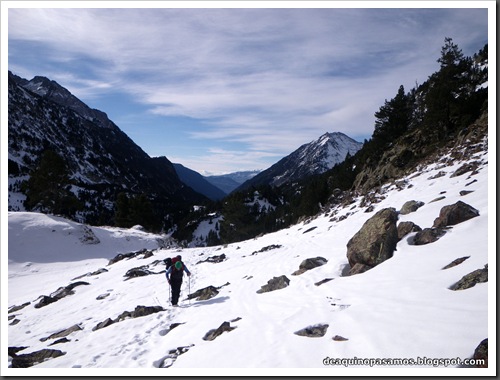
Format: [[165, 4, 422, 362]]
[[3, 147, 495, 376]]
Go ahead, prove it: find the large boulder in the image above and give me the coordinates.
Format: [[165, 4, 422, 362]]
[[433, 201, 479, 228], [346, 208, 399, 272]]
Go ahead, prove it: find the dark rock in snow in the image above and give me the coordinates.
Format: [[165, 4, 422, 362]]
[[292, 257, 328, 275], [332, 335, 349, 341], [8, 302, 31, 313], [397, 221, 422, 241], [155, 344, 194, 368], [93, 305, 164, 331], [315, 278, 334, 286], [124, 266, 154, 280], [256, 275, 290, 294], [92, 318, 115, 332], [429, 196, 446, 203], [8, 346, 28, 357], [35, 281, 90, 308], [294, 324, 329, 338], [251, 244, 283, 256], [197, 253, 226, 264], [10, 348, 65, 368], [399, 200, 424, 215], [40, 324, 82, 342], [202, 321, 236, 341], [187, 285, 219, 301], [442, 256, 470, 270], [411, 228, 447, 245], [96, 292, 111, 300], [450, 162, 480, 178], [459, 190, 474, 196], [449, 265, 488, 290], [346, 208, 398, 271], [72, 268, 108, 280], [48, 338, 71, 346], [432, 201, 480, 228], [472, 338, 488, 368], [108, 249, 152, 265]]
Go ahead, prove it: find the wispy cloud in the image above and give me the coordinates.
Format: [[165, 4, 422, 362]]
[[7, 5, 489, 173]]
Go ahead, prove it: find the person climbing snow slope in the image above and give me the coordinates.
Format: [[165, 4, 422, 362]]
[[165, 255, 191, 306]]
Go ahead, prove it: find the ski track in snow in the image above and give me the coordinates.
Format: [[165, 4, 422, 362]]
[[4, 148, 493, 375]]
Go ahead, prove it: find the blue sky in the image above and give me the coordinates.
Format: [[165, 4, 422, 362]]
[[5, 2, 490, 175]]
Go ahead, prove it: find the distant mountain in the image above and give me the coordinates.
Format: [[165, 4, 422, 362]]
[[205, 170, 261, 194], [8, 71, 206, 228], [173, 163, 226, 201], [236, 132, 362, 191]]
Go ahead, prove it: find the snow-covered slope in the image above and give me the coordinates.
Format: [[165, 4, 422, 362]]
[[5, 140, 493, 375]]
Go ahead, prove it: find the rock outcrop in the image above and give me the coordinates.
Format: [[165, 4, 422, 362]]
[[346, 208, 398, 275], [449, 265, 488, 290], [433, 201, 479, 228], [10, 348, 65, 368]]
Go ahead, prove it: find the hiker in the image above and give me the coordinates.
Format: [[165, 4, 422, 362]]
[[165, 255, 191, 306]]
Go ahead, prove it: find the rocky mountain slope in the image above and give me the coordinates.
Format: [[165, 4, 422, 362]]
[[237, 132, 362, 190], [8, 72, 206, 228]]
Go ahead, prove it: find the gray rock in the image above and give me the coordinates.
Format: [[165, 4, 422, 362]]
[[314, 278, 334, 286], [10, 349, 65, 368], [124, 266, 154, 280], [292, 257, 328, 275], [411, 228, 447, 245], [348, 263, 373, 276], [442, 256, 470, 270], [429, 196, 446, 203], [472, 339, 488, 368], [449, 265, 488, 290], [399, 200, 424, 215], [450, 162, 479, 178], [8, 302, 31, 313], [397, 221, 422, 240], [346, 208, 399, 270], [294, 324, 329, 338], [332, 335, 349, 341], [187, 285, 219, 301], [40, 324, 82, 342], [433, 201, 480, 228], [256, 275, 290, 294], [92, 318, 115, 331], [202, 321, 236, 341]]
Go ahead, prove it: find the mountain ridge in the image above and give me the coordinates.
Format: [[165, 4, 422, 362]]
[[237, 132, 362, 191]]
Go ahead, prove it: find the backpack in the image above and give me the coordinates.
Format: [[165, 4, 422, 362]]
[[165, 256, 184, 278], [164, 257, 172, 269]]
